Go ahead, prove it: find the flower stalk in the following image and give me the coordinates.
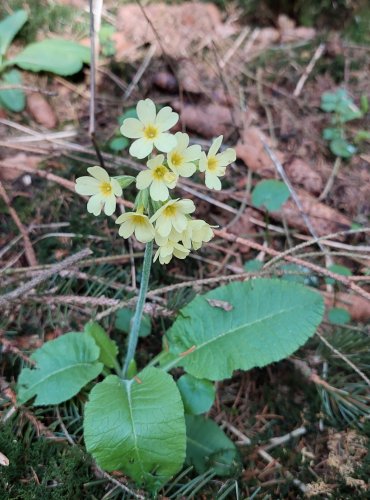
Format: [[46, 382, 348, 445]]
[[122, 240, 154, 378]]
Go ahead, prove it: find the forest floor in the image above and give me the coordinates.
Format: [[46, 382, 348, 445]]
[[0, 0, 370, 498]]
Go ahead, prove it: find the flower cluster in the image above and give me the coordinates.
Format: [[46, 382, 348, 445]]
[[75, 99, 236, 265]]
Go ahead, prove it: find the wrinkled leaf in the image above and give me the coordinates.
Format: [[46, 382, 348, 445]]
[[7, 39, 90, 76], [84, 322, 119, 369], [177, 374, 215, 415], [0, 69, 25, 112], [0, 10, 28, 57], [166, 279, 324, 380], [186, 415, 241, 476], [17, 332, 103, 405], [252, 179, 290, 212], [84, 368, 186, 492]]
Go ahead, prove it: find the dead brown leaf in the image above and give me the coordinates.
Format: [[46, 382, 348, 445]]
[[116, 2, 236, 60], [27, 93, 57, 129], [0, 452, 9, 467], [277, 15, 316, 43], [0, 154, 42, 182], [206, 298, 234, 311], [323, 291, 370, 323], [172, 100, 239, 138]]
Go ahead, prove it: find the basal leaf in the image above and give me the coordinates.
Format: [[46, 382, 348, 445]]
[[251, 179, 290, 212], [0, 69, 25, 112], [17, 332, 103, 405], [0, 10, 28, 57], [186, 415, 241, 476], [84, 322, 119, 369], [7, 39, 90, 76], [84, 368, 186, 492], [166, 279, 324, 380], [115, 307, 151, 338], [177, 374, 215, 415]]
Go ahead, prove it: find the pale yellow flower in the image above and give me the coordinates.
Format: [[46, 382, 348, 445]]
[[167, 132, 201, 178], [75, 166, 122, 216], [153, 239, 190, 265], [151, 199, 195, 237], [116, 211, 155, 243], [136, 155, 178, 202], [199, 135, 236, 190], [179, 219, 214, 250], [120, 99, 178, 159]]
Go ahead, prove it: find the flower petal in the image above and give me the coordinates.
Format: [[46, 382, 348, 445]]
[[150, 180, 169, 201], [172, 214, 188, 233], [156, 216, 172, 237], [154, 133, 177, 153], [87, 166, 109, 182], [120, 118, 143, 139], [155, 107, 179, 131], [111, 178, 123, 196], [216, 148, 236, 167], [130, 138, 153, 159], [198, 152, 207, 172], [178, 199, 196, 214], [184, 144, 202, 161], [174, 131, 189, 151], [137, 98, 156, 124], [115, 212, 131, 224], [87, 193, 103, 216], [75, 177, 100, 195], [119, 220, 135, 238], [208, 135, 223, 157], [104, 195, 116, 216], [135, 222, 155, 243], [205, 172, 222, 190], [136, 169, 153, 190], [177, 162, 196, 178], [147, 154, 164, 169]]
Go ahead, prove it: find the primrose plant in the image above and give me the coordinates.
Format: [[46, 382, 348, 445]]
[[17, 99, 325, 494]]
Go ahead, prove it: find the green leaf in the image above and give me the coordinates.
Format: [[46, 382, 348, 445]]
[[360, 95, 368, 114], [326, 264, 352, 285], [185, 415, 241, 476], [84, 322, 118, 369], [243, 259, 263, 272], [323, 127, 342, 141], [328, 307, 351, 325], [17, 332, 103, 405], [118, 107, 137, 125], [109, 136, 129, 152], [114, 174, 135, 188], [0, 69, 25, 112], [280, 263, 318, 286], [0, 10, 28, 57], [7, 39, 90, 76], [84, 368, 186, 491], [330, 138, 356, 158], [166, 279, 324, 380], [177, 374, 215, 415], [115, 307, 151, 338], [251, 180, 290, 212]]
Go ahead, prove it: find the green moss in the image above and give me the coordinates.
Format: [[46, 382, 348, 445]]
[[0, 421, 106, 499]]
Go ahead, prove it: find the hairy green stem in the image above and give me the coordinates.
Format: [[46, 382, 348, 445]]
[[122, 240, 153, 377]]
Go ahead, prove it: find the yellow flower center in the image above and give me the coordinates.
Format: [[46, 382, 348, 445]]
[[163, 205, 177, 217], [99, 181, 113, 196], [170, 151, 184, 167], [207, 156, 218, 172], [131, 215, 146, 225], [143, 124, 159, 140], [152, 165, 167, 180]]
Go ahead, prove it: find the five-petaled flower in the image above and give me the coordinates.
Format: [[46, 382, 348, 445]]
[[120, 99, 179, 159], [116, 210, 155, 243], [151, 199, 195, 237], [75, 166, 122, 216], [153, 238, 190, 265], [199, 135, 236, 190], [136, 155, 178, 201], [167, 132, 201, 178]]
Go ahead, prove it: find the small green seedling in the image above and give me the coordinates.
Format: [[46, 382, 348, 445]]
[[321, 88, 368, 159], [251, 179, 290, 212], [0, 10, 90, 112]]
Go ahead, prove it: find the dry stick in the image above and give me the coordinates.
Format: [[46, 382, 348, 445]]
[[88, 0, 105, 169], [316, 330, 370, 387], [124, 45, 156, 100], [0, 180, 37, 267], [0, 85, 57, 96], [215, 229, 370, 302], [293, 43, 326, 97], [318, 156, 342, 201], [0, 248, 91, 306]]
